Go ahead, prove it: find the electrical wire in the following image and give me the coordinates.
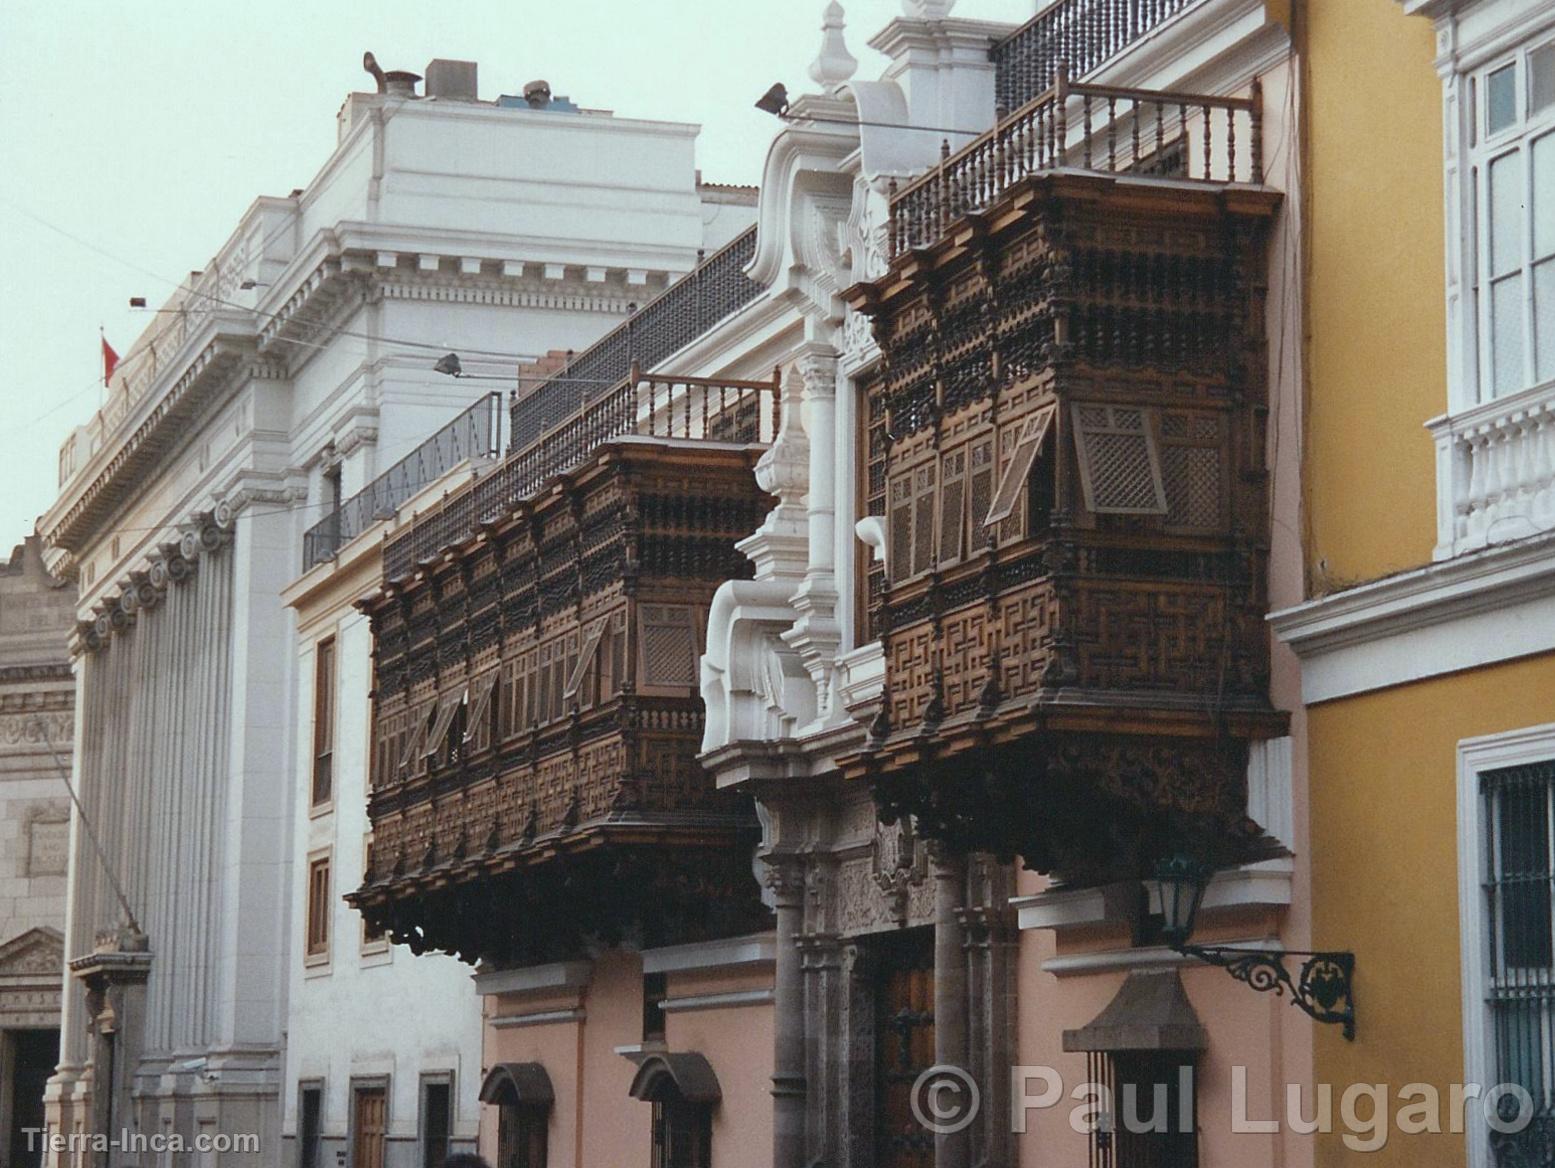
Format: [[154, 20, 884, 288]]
[[33, 714, 142, 934]]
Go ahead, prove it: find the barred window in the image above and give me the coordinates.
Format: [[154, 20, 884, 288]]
[[1483, 759, 1555, 1149]]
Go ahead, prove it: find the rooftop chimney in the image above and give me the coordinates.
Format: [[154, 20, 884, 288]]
[[425, 59, 478, 101]]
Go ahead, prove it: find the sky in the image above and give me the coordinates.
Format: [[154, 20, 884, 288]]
[[0, 0, 1037, 548]]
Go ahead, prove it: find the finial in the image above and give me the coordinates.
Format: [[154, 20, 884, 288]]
[[901, 0, 956, 17], [808, 1, 858, 91]]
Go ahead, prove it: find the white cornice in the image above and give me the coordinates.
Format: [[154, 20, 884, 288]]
[[1270, 532, 1555, 703]]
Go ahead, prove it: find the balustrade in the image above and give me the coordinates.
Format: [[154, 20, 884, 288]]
[[1430, 382, 1555, 558]]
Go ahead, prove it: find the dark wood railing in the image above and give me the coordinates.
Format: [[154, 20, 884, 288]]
[[384, 369, 779, 581], [889, 69, 1263, 258], [991, 0, 1200, 114]]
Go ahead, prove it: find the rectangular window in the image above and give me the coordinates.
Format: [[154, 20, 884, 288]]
[[1084, 1050, 1199, 1167], [639, 606, 700, 689], [498, 1104, 549, 1168], [312, 638, 336, 807], [362, 837, 385, 949], [421, 1077, 452, 1168], [1481, 759, 1555, 1148], [1472, 42, 1555, 399], [643, 971, 668, 1043], [299, 1084, 323, 1168], [306, 855, 331, 961]]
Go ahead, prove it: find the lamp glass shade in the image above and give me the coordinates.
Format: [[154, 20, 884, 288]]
[[433, 352, 463, 377], [1156, 854, 1212, 948]]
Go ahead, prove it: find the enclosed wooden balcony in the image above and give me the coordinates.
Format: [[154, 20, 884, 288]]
[[350, 382, 777, 967], [842, 84, 1284, 885]]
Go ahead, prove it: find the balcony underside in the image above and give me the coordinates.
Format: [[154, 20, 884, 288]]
[[350, 821, 764, 967]]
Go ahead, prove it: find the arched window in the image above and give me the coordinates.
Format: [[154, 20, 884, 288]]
[[628, 1052, 721, 1168], [479, 1063, 553, 1168]]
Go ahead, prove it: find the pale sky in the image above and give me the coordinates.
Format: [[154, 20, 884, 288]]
[[0, 0, 1036, 549]]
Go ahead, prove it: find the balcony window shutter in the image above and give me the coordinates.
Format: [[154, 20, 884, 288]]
[[939, 447, 967, 567], [1071, 403, 1169, 515], [640, 605, 699, 688], [398, 700, 437, 774], [911, 463, 937, 577], [984, 406, 1055, 528], [462, 670, 499, 745], [968, 438, 996, 550], [423, 689, 465, 761], [1159, 409, 1225, 531], [564, 621, 608, 703], [889, 472, 914, 584]]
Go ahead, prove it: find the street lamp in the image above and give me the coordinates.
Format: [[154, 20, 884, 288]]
[[1154, 852, 1357, 1040], [754, 82, 983, 138]]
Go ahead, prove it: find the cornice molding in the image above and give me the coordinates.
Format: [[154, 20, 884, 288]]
[[1270, 532, 1555, 702]]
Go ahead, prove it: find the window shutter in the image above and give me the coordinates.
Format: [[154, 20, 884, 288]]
[[889, 472, 914, 584], [640, 605, 700, 688], [911, 463, 937, 577], [398, 700, 437, 774], [938, 447, 967, 566], [462, 670, 500, 746], [968, 439, 995, 550], [984, 406, 1055, 528], [423, 689, 465, 760], [1071, 403, 1169, 515], [564, 621, 608, 703]]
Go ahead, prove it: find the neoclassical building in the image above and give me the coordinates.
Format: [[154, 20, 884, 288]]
[[0, 534, 75, 1168], [39, 55, 750, 1165], [349, 2, 1331, 1167]]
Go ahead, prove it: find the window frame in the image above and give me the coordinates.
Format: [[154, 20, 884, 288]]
[[1457, 722, 1555, 1168], [297, 1080, 324, 1168], [1467, 37, 1555, 401], [418, 1072, 454, 1168], [311, 636, 337, 810], [305, 851, 333, 967]]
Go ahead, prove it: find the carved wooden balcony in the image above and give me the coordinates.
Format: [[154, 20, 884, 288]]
[[350, 427, 775, 967], [843, 130, 1285, 885]]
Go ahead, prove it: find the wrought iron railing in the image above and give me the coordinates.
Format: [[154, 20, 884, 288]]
[[302, 393, 502, 569], [991, 0, 1200, 114], [384, 370, 780, 581], [510, 226, 764, 452], [888, 70, 1263, 257]]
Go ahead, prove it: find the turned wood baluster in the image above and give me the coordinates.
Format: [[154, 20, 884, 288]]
[[771, 366, 782, 441], [1227, 104, 1236, 183], [1055, 62, 1069, 164], [938, 139, 950, 237], [1107, 97, 1117, 171], [1082, 95, 1092, 169], [630, 361, 643, 436], [1250, 77, 1264, 182], [1155, 101, 1164, 167], [1179, 103, 1189, 176], [700, 381, 708, 438], [1131, 99, 1140, 168], [1203, 103, 1212, 181]]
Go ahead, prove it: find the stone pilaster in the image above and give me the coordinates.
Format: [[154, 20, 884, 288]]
[[766, 858, 808, 1168]]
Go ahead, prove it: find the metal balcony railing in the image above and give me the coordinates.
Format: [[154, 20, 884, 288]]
[[510, 226, 764, 453], [888, 70, 1263, 257], [302, 393, 502, 569], [384, 369, 780, 582], [991, 0, 1200, 114]]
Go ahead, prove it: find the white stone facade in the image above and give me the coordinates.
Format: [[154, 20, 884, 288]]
[[38, 57, 752, 1164]]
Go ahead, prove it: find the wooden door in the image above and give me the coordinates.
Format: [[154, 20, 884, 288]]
[[352, 1087, 387, 1168], [874, 929, 936, 1168]]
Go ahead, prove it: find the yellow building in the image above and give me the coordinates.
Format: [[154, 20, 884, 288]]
[[1274, 1, 1555, 1164]]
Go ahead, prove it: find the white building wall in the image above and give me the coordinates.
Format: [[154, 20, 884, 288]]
[[40, 61, 755, 1163]]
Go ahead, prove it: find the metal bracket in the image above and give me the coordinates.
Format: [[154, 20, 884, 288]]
[[1180, 946, 1356, 1041]]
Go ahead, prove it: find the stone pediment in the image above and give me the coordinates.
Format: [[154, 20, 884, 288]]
[[0, 927, 65, 980]]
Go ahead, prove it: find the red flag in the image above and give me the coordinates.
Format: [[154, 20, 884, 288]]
[[102, 336, 119, 387]]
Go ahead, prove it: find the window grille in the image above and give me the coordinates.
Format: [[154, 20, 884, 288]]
[[1482, 760, 1555, 1162], [312, 637, 336, 806]]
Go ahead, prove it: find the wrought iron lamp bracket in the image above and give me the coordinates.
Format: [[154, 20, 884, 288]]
[[1177, 945, 1356, 1041]]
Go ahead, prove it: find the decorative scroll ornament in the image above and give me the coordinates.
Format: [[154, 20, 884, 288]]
[[1179, 945, 1356, 1041], [808, 1, 858, 91]]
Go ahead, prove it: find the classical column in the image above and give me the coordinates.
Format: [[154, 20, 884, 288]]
[[933, 853, 969, 1168], [767, 858, 807, 1168], [784, 344, 843, 721]]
